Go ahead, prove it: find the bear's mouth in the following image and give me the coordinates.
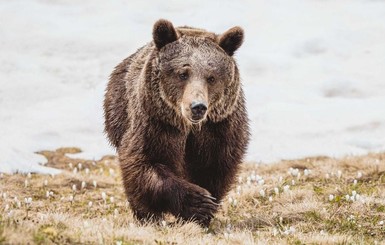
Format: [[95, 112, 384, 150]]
[[188, 116, 207, 124], [188, 118, 202, 124]]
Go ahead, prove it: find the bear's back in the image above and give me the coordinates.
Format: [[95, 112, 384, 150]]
[[176, 27, 218, 41]]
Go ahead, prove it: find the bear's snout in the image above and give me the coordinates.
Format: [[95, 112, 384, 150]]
[[190, 101, 207, 121]]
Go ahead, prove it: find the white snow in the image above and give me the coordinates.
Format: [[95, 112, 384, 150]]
[[1, 0, 385, 173]]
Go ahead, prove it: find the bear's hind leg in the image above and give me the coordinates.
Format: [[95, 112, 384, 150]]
[[132, 210, 162, 225]]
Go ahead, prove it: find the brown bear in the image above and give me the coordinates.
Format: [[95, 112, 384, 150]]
[[103, 19, 249, 226]]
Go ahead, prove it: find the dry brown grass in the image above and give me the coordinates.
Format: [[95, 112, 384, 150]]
[[1, 148, 385, 244]]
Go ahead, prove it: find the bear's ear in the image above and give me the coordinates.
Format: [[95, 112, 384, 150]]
[[218, 26, 244, 56], [153, 19, 178, 50]]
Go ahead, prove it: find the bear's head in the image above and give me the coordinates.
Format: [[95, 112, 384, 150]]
[[151, 19, 244, 126]]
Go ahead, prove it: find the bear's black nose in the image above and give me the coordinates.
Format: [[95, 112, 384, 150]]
[[191, 102, 207, 120]]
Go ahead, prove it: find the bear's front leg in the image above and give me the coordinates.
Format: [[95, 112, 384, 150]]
[[176, 179, 219, 226], [119, 155, 218, 226]]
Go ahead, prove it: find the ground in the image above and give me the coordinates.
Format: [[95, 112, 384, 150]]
[[1, 149, 385, 244]]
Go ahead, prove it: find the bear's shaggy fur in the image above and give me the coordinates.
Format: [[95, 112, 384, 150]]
[[103, 19, 249, 226]]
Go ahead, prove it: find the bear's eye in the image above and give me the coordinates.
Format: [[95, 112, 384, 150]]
[[179, 72, 189, 81], [207, 76, 216, 84]]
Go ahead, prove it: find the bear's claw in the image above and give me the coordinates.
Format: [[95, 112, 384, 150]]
[[178, 185, 219, 226], [204, 194, 217, 201]]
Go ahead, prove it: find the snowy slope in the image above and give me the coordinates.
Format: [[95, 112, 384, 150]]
[[1, 0, 385, 173]]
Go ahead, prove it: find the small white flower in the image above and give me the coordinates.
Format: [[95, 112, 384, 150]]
[[274, 187, 279, 195], [232, 199, 238, 207], [2, 192, 7, 199], [5, 204, 9, 211], [345, 194, 350, 201], [337, 170, 342, 179], [114, 208, 119, 217], [46, 191, 50, 198], [246, 179, 251, 186], [259, 189, 266, 197], [347, 215, 355, 221], [272, 228, 279, 236], [283, 226, 296, 235], [329, 194, 334, 201], [161, 220, 167, 227], [325, 173, 330, 179], [93, 180, 97, 188], [68, 163, 73, 169], [72, 184, 77, 192], [81, 181, 86, 190], [116, 241, 123, 245], [289, 226, 296, 234], [250, 174, 256, 182], [291, 180, 295, 186], [43, 179, 48, 186], [357, 172, 362, 179], [109, 168, 115, 177], [17, 201, 21, 208], [102, 192, 107, 201], [269, 196, 273, 202], [73, 167, 78, 174], [353, 179, 357, 186], [236, 185, 241, 195], [69, 195, 74, 202], [88, 201, 93, 207], [379, 220, 384, 225], [289, 168, 299, 177], [78, 163, 82, 170], [257, 179, 265, 185], [278, 176, 283, 183], [25, 197, 32, 204], [355, 194, 360, 201], [283, 185, 290, 193], [304, 169, 311, 176], [110, 196, 115, 203], [293, 168, 299, 176], [228, 197, 233, 204], [297, 172, 301, 180], [85, 168, 90, 175], [24, 179, 29, 188], [352, 190, 357, 197]]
